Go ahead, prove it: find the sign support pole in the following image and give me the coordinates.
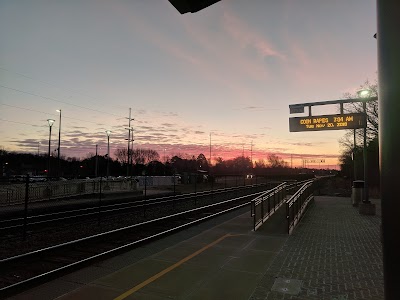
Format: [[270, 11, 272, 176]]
[[362, 102, 369, 203]]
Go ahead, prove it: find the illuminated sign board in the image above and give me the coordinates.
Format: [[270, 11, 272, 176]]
[[289, 113, 365, 132]]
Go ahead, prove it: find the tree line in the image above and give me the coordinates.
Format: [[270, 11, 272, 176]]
[[1, 146, 308, 179]]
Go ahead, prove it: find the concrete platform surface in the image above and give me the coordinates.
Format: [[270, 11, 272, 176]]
[[7, 196, 383, 300]]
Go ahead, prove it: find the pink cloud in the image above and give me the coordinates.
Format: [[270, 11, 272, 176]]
[[181, 18, 270, 83], [221, 5, 286, 60]]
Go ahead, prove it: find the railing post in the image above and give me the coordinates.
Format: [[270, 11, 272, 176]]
[[194, 176, 197, 206], [278, 188, 281, 204], [261, 198, 264, 223], [235, 176, 238, 197], [173, 174, 176, 196], [23, 174, 29, 240], [144, 174, 147, 200], [286, 202, 290, 234], [253, 202, 256, 231], [211, 176, 214, 202], [98, 176, 102, 225]]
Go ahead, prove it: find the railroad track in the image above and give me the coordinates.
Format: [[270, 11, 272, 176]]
[[0, 188, 266, 297], [0, 183, 272, 236]]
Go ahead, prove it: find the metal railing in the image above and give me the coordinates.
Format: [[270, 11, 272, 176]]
[[286, 177, 330, 234], [286, 180, 315, 234], [285, 179, 314, 194], [251, 182, 287, 231]]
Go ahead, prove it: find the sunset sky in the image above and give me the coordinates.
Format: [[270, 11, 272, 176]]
[[0, 0, 377, 169]]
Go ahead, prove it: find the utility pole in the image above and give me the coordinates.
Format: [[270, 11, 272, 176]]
[[130, 129, 134, 175], [209, 132, 211, 166], [250, 141, 253, 167], [126, 108, 134, 177], [95, 144, 98, 178], [291, 154, 293, 169]]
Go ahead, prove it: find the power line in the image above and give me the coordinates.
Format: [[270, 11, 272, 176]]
[[0, 103, 110, 126], [0, 84, 124, 118], [1, 103, 52, 115], [0, 118, 46, 127], [0, 66, 130, 111]]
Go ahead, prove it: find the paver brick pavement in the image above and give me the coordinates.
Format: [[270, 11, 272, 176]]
[[250, 196, 383, 300]]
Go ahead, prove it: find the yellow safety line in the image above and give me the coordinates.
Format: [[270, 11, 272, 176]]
[[113, 233, 233, 300]]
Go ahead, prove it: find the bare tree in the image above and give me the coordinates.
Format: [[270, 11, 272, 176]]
[[131, 148, 160, 165], [114, 148, 130, 164], [341, 79, 378, 151], [254, 159, 266, 168], [268, 154, 288, 168]]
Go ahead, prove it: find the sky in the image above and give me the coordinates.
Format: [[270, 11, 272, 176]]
[[0, 0, 377, 169]]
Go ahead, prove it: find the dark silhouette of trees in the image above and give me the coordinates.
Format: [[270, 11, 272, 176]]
[[339, 79, 380, 189], [114, 148, 130, 164], [267, 154, 288, 168], [131, 148, 160, 165], [146, 160, 165, 175], [196, 153, 209, 171], [213, 156, 252, 175]]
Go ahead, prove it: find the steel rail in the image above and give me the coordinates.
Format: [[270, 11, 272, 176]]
[[0, 183, 271, 233], [0, 193, 254, 294], [0, 190, 262, 263]]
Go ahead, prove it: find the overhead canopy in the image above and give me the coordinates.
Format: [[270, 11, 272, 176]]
[[168, 0, 221, 14]]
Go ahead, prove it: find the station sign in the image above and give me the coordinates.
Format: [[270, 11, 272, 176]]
[[289, 113, 365, 132], [304, 159, 325, 163]]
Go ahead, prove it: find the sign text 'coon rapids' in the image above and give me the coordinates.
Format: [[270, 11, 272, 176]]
[[289, 113, 365, 132]]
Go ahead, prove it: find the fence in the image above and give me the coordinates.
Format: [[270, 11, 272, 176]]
[[251, 182, 287, 231], [0, 176, 277, 242], [1, 175, 190, 206], [3, 174, 278, 205]]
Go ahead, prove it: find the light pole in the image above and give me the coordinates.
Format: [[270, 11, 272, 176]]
[[357, 89, 371, 203], [47, 119, 55, 177], [105, 130, 111, 178], [56, 109, 62, 177], [353, 129, 357, 181], [37, 141, 40, 156]]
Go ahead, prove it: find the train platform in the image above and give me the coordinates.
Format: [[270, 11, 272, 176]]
[[7, 196, 383, 300]]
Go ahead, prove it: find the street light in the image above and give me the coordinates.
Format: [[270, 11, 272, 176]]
[[357, 89, 371, 203], [105, 130, 111, 178], [47, 119, 55, 177], [56, 109, 62, 177]]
